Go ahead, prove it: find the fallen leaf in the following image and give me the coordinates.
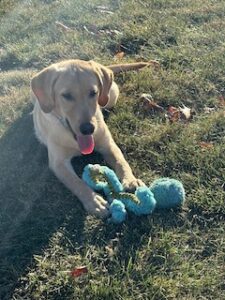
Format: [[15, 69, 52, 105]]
[[140, 93, 153, 101], [140, 93, 164, 112], [166, 106, 181, 122], [203, 107, 216, 114], [199, 142, 214, 149], [114, 51, 125, 60], [218, 95, 225, 107], [167, 106, 178, 114], [105, 246, 115, 257], [166, 104, 195, 122], [149, 60, 161, 69], [179, 104, 193, 121], [71, 266, 88, 277]]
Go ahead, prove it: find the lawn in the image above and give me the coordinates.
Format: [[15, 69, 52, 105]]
[[0, 0, 224, 299]]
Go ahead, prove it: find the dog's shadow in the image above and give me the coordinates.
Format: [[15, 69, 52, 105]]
[[0, 108, 86, 299]]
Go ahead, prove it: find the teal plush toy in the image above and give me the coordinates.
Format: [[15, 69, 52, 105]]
[[82, 164, 185, 223]]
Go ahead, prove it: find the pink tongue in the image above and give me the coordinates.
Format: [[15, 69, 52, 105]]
[[77, 135, 95, 155]]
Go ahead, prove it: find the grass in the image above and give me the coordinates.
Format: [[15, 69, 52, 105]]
[[0, 0, 224, 299]]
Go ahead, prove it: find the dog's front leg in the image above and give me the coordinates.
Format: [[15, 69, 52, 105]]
[[48, 144, 109, 217]]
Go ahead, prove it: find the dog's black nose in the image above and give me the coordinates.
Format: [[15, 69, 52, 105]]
[[79, 122, 95, 135]]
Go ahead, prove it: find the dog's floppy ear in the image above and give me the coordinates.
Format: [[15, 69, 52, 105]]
[[31, 65, 59, 113], [91, 61, 113, 107]]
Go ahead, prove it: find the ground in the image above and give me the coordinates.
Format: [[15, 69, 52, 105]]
[[0, 0, 224, 299]]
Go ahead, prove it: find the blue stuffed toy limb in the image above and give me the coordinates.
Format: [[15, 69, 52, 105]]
[[109, 200, 127, 224], [82, 164, 185, 223]]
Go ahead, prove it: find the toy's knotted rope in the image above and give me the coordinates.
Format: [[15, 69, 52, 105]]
[[89, 167, 140, 205]]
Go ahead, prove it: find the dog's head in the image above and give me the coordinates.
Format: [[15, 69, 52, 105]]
[[31, 60, 113, 154]]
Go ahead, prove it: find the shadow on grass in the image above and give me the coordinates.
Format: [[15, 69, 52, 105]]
[[0, 107, 104, 299]]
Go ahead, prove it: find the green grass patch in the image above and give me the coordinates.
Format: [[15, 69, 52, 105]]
[[0, 0, 224, 299]]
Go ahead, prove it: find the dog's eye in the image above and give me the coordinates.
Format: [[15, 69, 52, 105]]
[[62, 92, 73, 101], [89, 90, 97, 98]]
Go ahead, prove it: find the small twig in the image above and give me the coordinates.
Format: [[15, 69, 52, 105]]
[[83, 25, 98, 36], [96, 6, 114, 14], [55, 21, 74, 32]]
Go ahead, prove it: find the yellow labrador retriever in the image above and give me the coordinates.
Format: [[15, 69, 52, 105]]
[[31, 60, 148, 217]]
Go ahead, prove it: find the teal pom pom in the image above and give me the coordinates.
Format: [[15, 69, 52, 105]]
[[150, 178, 185, 209], [109, 200, 127, 223], [121, 187, 156, 216]]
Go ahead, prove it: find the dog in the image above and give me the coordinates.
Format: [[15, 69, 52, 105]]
[[31, 60, 149, 217]]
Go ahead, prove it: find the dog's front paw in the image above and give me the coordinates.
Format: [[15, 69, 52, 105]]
[[122, 177, 145, 192], [84, 193, 109, 218]]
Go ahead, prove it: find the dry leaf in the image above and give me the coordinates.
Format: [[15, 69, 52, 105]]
[[140, 93, 153, 101], [105, 246, 115, 257], [218, 95, 225, 107], [166, 104, 194, 122], [71, 266, 88, 277], [140, 93, 164, 112], [114, 51, 125, 60], [149, 60, 161, 69], [203, 107, 216, 114], [179, 104, 193, 121], [199, 142, 214, 149], [166, 106, 181, 122]]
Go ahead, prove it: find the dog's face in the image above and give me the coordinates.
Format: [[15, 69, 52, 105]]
[[31, 60, 113, 154]]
